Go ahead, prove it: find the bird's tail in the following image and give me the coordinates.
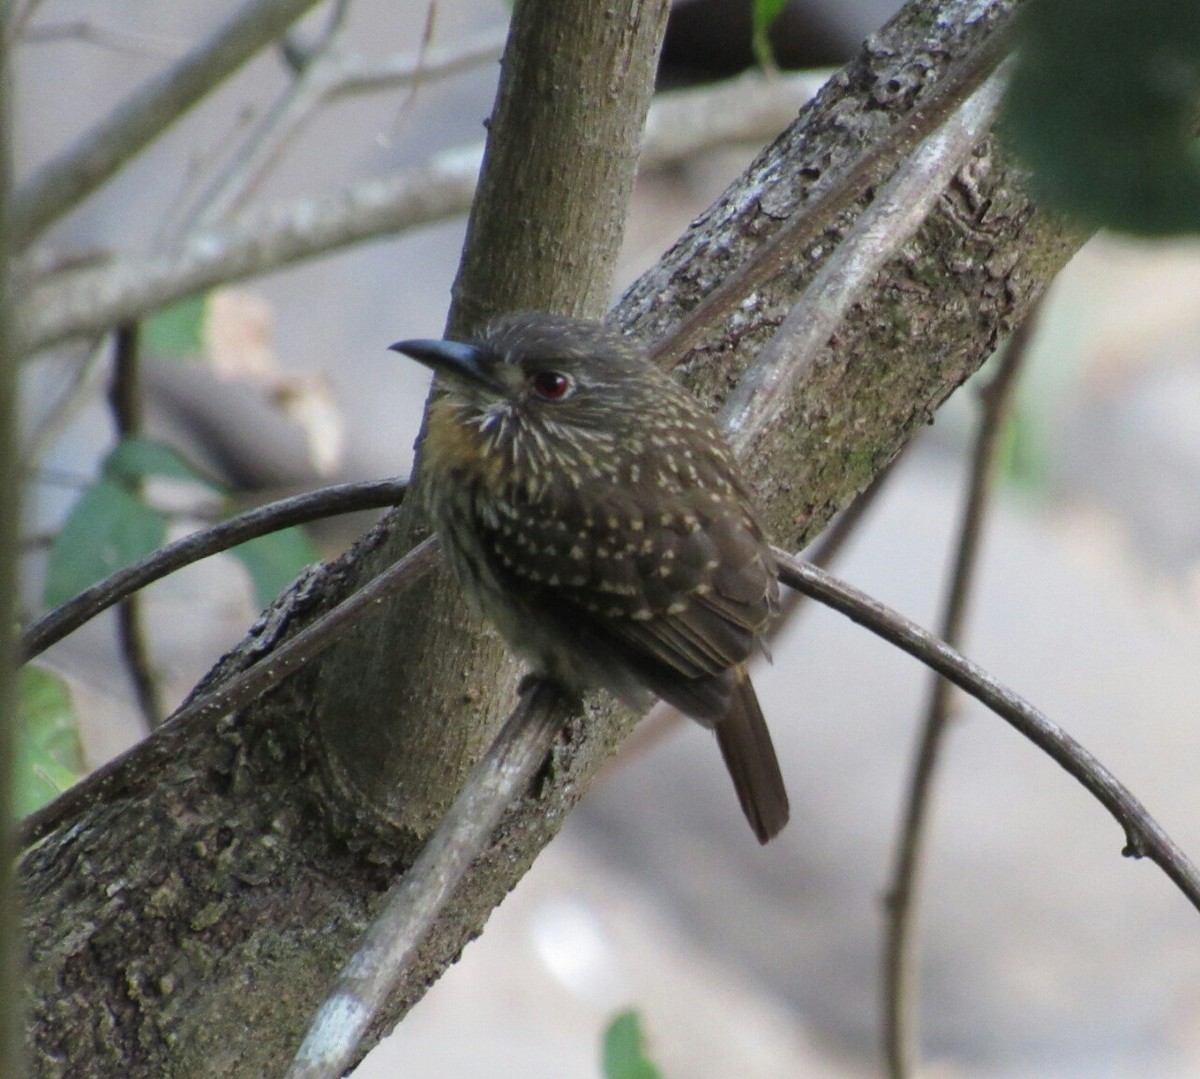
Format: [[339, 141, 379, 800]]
[[715, 669, 789, 843]]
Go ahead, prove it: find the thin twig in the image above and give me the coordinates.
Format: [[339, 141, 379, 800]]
[[19, 337, 109, 469], [107, 322, 164, 727], [17, 70, 826, 357], [719, 66, 1010, 455], [9, 0, 325, 246], [881, 310, 1036, 1078], [186, 26, 509, 230], [286, 677, 573, 1079], [19, 477, 406, 661], [183, 3, 355, 229], [772, 550, 1200, 914], [20, 19, 186, 59], [20, 534, 438, 848]]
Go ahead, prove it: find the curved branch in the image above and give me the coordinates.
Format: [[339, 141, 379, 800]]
[[773, 551, 1200, 914], [19, 478, 406, 661], [291, 540, 1200, 1077]]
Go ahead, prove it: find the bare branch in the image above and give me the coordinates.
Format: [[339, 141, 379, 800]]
[[186, 24, 507, 229], [774, 551, 1200, 915], [19, 477, 406, 661], [881, 310, 1035, 1078], [10, 0, 326, 246], [17, 70, 826, 356], [107, 323, 165, 728], [292, 528, 1200, 1074], [720, 66, 1009, 455], [287, 677, 572, 1079]]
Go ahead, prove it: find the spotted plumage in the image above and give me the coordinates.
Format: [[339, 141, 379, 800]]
[[392, 312, 788, 842]]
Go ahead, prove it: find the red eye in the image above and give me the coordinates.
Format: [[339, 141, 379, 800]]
[[530, 370, 574, 400]]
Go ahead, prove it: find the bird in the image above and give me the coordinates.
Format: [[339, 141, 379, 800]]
[[390, 312, 789, 843]]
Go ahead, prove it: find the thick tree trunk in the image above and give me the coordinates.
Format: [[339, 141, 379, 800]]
[[20, 1, 1081, 1076]]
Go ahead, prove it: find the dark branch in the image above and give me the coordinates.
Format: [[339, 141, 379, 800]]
[[882, 309, 1036, 1078], [107, 322, 164, 728], [19, 478, 406, 661], [773, 550, 1200, 915]]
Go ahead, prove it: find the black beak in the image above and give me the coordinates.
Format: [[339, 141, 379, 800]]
[[388, 338, 506, 393]]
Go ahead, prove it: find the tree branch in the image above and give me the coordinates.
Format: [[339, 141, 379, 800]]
[[774, 551, 1200, 913], [17, 70, 826, 356], [185, 25, 509, 230], [286, 678, 572, 1079], [9, 0, 326, 246], [720, 66, 1009, 455], [106, 323, 164, 728], [643, 10, 1019, 371], [19, 477, 406, 661]]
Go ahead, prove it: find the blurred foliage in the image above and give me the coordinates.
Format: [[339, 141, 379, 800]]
[[998, 399, 1051, 493], [142, 294, 206, 357], [15, 666, 84, 816], [751, 0, 789, 71], [103, 435, 219, 488], [1004, 0, 1200, 235], [601, 1010, 663, 1079], [44, 437, 217, 609], [44, 435, 315, 613], [44, 479, 168, 610]]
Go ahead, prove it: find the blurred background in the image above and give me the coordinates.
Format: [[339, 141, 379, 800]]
[[15, 1, 1200, 1076]]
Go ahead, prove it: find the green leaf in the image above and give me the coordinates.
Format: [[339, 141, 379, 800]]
[[15, 666, 84, 816], [44, 479, 167, 608], [602, 1011, 663, 1079], [1003, 0, 1200, 235], [751, 0, 789, 71], [102, 436, 222, 491], [230, 526, 319, 609], [142, 294, 206, 356]]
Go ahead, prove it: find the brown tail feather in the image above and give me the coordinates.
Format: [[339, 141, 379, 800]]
[[715, 669, 789, 843]]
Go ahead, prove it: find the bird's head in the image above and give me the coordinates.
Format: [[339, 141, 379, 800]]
[[390, 312, 662, 437]]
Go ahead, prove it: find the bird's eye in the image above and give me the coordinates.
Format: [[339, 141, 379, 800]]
[[530, 370, 574, 401]]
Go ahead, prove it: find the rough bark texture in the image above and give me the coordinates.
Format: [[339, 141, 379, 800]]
[[20, 1, 1084, 1076]]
